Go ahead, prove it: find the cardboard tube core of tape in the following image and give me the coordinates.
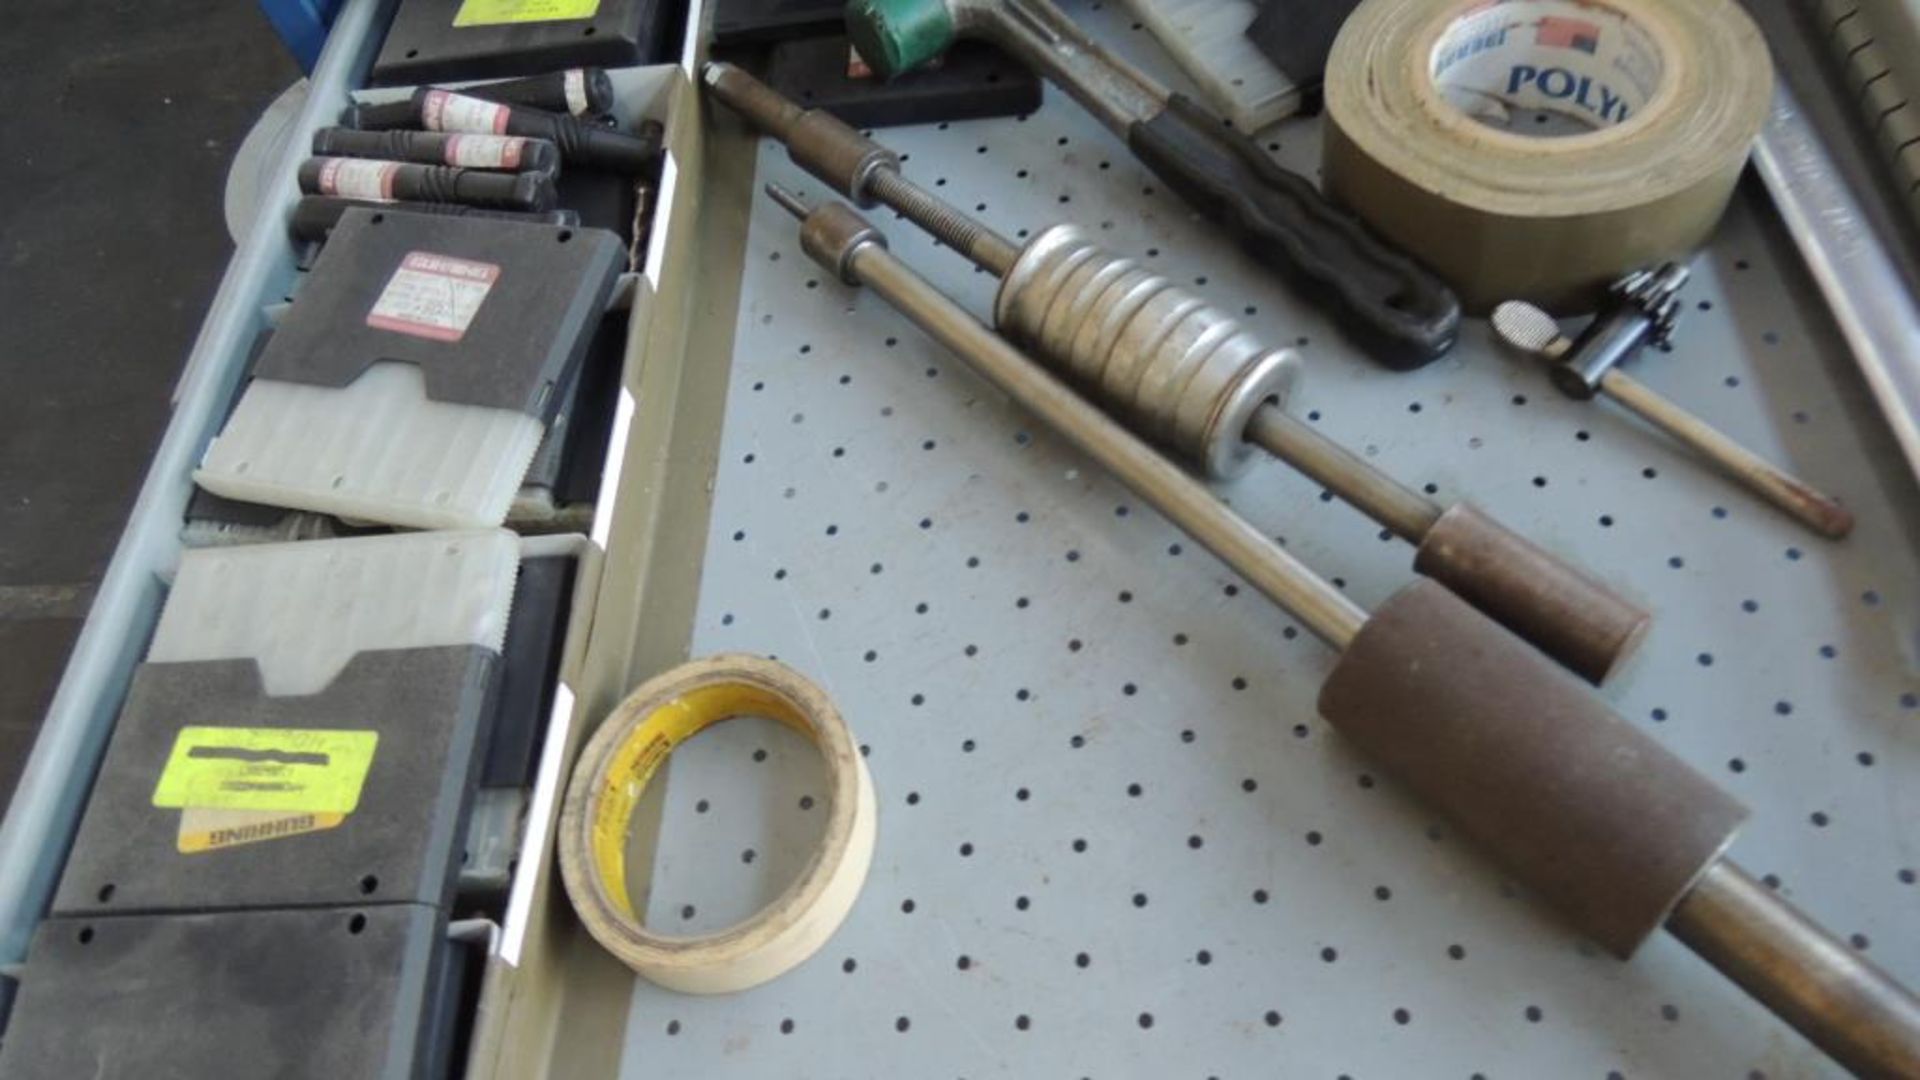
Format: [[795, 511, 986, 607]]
[[557, 655, 877, 994], [1323, 0, 1772, 312]]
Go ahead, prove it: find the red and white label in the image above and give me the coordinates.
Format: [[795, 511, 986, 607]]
[[365, 251, 501, 343], [421, 89, 510, 134], [316, 157, 399, 200], [563, 69, 589, 116], [443, 134, 526, 170]]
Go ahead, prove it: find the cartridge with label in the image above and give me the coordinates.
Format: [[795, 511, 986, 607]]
[[53, 530, 520, 915], [194, 208, 623, 530]]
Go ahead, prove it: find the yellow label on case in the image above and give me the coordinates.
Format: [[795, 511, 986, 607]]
[[176, 808, 347, 854], [452, 0, 601, 27], [152, 727, 378, 814]]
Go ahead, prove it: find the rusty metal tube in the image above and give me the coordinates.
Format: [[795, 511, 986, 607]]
[[1601, 368, 1855, 539], [1250, 410, 1650, 684], [777, 192, 1920, 1077], [1317, 579, 1746, 956], [1411, 504, 1650, 685], [1245, 406, 1446, 540], [775, 191, 1370, 649]]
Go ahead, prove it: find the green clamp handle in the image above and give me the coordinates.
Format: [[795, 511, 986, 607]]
[[847, 0, 955, 80]]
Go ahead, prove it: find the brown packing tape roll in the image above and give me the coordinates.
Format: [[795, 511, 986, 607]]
[[558, 655, 876, 994], [1323, 0, 1772, 313]]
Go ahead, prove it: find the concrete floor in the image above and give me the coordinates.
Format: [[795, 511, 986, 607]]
[[0, 2, 298, 805]]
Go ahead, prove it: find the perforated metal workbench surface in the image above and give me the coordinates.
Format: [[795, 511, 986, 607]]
[[619, 6, 1918, 1076]]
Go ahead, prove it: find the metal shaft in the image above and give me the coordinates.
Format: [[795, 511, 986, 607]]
[[780, 191, 1920, 1074], [703, 61, 1023, 276], [870, 170, 1644, 684], [1667, 860, 1920, 1078], [773, 188, 1367, 649], [1754, 82, 1920, 505], [822, 144, 1448, 543], [705, 62, 1431, 535], [866, 170, 1020, 276], [1244, 407, 1444, 540], [1599, 369, 1855, 539], [709, 63, 1647, 682]]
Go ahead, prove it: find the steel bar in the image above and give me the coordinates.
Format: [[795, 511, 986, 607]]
[[769, 184, 1369, 650], [1244, 407, 1444, 541], [1600, 369, 1855, 539], [714, 65, 1647, 684], [1754, 82, 1920, 494], [773, 189, 1920, 1077], [1492, 296, 1855, 540], [1667, 860, 1920, 1078]]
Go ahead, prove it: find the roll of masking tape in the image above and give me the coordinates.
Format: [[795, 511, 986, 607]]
[[1323, 0, 1772, 312], [557, 655, 876, 994]]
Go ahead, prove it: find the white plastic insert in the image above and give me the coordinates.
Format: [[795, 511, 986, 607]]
[[148, 528, 520, 696], [1120, 0, 1303, 132], [195, 361, 546, 531]]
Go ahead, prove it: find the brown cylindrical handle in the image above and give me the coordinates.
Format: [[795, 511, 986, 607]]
[[1318, 579, 1745, 957], [1412, 502, 1651, 685]]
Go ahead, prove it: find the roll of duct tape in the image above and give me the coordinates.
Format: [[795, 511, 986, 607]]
[[1323, 0, 1772, 312], [557, 655, 876, 994]]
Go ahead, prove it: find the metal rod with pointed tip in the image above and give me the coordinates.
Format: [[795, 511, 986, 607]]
[[840, 0, 1462, 367], [770, 187, 1920, 1080], [763, 182, 1370, 649], [1600, 369, 1855, 538], [716, 64, 1649, 685], [1491, 297, 1855, 540]]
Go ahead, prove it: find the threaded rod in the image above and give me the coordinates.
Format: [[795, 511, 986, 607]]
[[867, 170, 1021, 277]]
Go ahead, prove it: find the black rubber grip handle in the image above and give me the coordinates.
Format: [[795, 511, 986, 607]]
[[311, 128, 561, 177], [1128, 94, 1459, 369], [407, 89, 665, 175], [524, 113, 662, 175], [288, 196, 579, 244], [348, 99, 416, 130], [297, 158, 558, 211]]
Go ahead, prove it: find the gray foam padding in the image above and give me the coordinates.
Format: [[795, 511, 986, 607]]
[[52, 646, 497, 916], [254, 207, 623, 419], [0, 906, 444, 1080]]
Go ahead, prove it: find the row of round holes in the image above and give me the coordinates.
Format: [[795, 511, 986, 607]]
[[72, 910, 371, 945], [679, 712, 1913, 932], [718, 155, 1908, 1061], [718, 315, 1919, 890], [736, 284, 1911, 714]]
